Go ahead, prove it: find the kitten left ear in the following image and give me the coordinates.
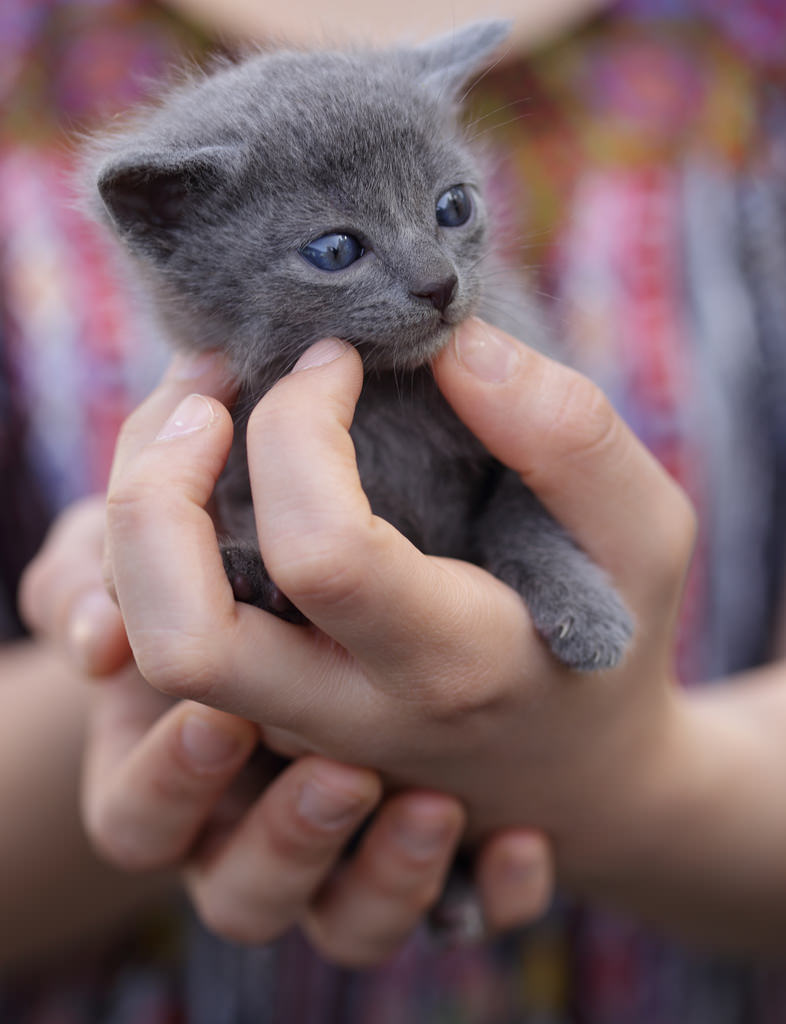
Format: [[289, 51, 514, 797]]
[[96, 144, 237, 257], [411, 20, 512, 99]]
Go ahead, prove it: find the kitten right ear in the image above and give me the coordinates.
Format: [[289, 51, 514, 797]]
[[96, 145, 235, 257], [411, 20, 512, 99]]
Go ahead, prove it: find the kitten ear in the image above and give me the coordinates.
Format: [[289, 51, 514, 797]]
[[96, 145, 236, 256], [411, 20, 512, 99]]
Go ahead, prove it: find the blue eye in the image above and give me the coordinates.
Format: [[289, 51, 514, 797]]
[[436, 186, 472, 228], [300, 233, 364, 271]]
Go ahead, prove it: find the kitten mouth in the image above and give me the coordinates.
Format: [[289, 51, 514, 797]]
[[357, 305, 473, 373]]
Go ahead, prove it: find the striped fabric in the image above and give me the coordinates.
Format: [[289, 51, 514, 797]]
[[2, 1, 786, 1021], [0, 2, 198, 1019]]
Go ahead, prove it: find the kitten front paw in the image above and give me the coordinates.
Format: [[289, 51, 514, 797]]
[[219, 539, 306, 624], [498, 562, 634, 671], [537, 592, 633, 671]]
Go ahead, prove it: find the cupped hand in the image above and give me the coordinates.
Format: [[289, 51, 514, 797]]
[[19, 351, 553, 964], [103, 320, 694, 890]]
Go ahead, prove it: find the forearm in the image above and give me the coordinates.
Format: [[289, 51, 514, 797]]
[[0, 641, 172, 969], [558, 661, 786, 951]]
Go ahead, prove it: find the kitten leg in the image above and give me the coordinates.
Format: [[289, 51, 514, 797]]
[[476, 472, 634, 671]]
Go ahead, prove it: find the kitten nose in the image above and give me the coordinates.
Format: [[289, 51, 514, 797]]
[[411, 274, 458, 314]]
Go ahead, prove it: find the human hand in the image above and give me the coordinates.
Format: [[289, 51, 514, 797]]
[[103, 320, 694, 895], [19, 357, 552, 962]]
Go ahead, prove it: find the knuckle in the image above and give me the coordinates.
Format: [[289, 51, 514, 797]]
[[267, 526, 376, 611], [105, 483, 165, 553], [133, 632, 219, 704], [541, 368, 619, 467], [417, 676, 509, 727], [107, 473, 175, 526]]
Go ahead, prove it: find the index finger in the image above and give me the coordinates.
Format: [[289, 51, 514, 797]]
[[109, 351, 238, 489], [104, 350, 238, 601], [246, 340, 532, 688]]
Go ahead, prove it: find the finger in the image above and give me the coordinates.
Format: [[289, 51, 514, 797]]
[[107, 391, 237, 649], [104, 351, 238, 602], [186, 757, 381, 946], [303, 792, 464, 966], [83, 670, 258, 871], [107, 340, 521, 729], [474, 830, 554, 933], [105, 380, 357, 727], [109, 351, 237, 488], [246, 339, 529, 683], [432, 319, 697, 605], [18, 495, 130, 676]]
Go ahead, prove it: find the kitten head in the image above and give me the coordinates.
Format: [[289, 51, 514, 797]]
[[89, 21, 510, 387]]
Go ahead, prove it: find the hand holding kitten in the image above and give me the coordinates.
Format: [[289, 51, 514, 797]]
[[104, 319, 695, 901], [19, 353, 553, 963]]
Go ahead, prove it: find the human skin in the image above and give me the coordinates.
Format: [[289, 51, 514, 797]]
[[166, 0, 612, 51], [101, 317, 786, 952], [0, 640, 174, 968], [19, 358, 552, 965], [105, 321, 689, 843]]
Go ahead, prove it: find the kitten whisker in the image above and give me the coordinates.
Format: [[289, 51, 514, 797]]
[[464, 97, 532, 134], [457, 40, 514, 107], [466, 111, 529, 144]]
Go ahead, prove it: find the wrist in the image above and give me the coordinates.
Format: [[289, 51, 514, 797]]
[[552, 675, 689, 891], [554, 668, 786, 948]]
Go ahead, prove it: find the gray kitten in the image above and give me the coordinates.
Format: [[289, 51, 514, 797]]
[[88, 21, 632, 670]]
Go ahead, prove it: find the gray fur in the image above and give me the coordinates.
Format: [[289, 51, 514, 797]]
[[88, 21, 633, 670]]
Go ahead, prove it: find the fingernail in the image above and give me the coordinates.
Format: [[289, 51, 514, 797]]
[[298, 772, 371, 830], [502, 853, 542, 885], [169, 351, 223, 380], [155, 394, 214, 441], [292, 338, 350, 372], [492, 848, 551, 926], [67, 588, 121, 672], [396, 811, 456, 860], [453, 318, 520, 383], [500, 835, 547, 881], [180, 714, 242, 770]]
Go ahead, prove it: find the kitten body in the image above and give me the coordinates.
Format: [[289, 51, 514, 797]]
[[89, 22, 632, 669]]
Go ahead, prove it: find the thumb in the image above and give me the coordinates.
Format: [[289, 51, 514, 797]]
[[432, 318, 695, 601]]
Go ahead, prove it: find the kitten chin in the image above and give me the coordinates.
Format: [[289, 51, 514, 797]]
[[357, 320, 457, 373]]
